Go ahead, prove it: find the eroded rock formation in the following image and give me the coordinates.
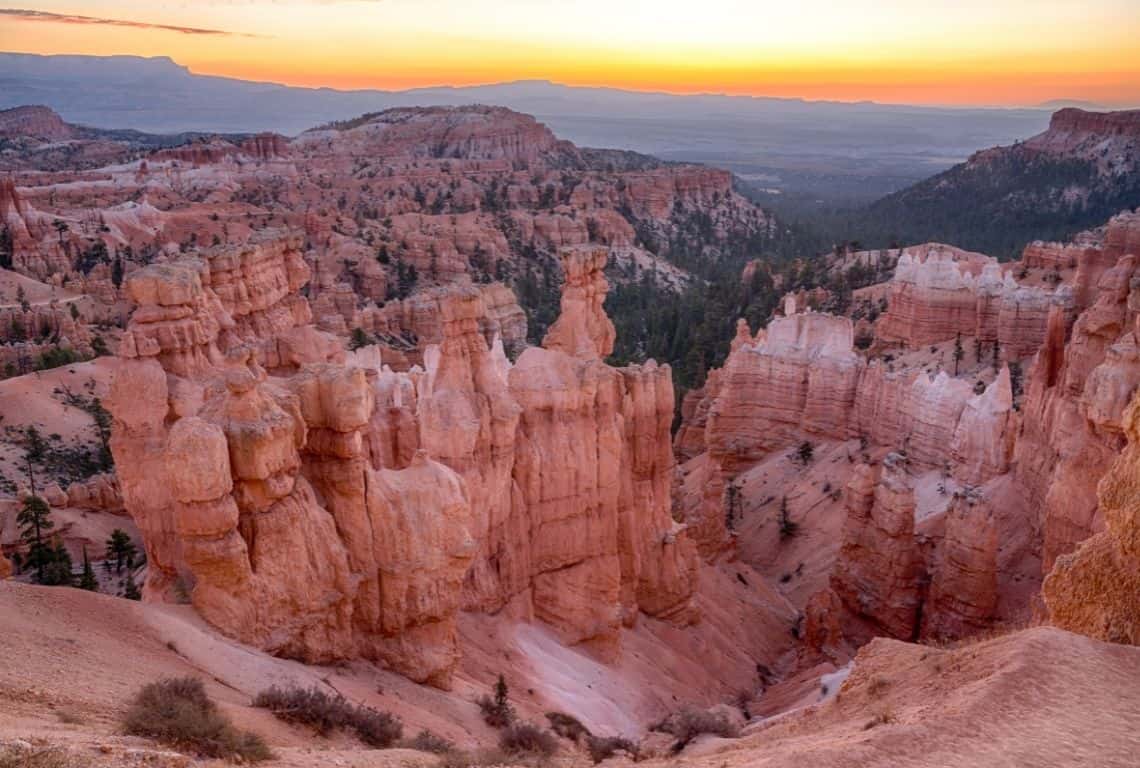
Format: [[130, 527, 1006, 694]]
[[875, 244, 1070, 356], [1043, 383, 1140, 645], [109, 238, 696, 686], [678, 211, 1140, 655]]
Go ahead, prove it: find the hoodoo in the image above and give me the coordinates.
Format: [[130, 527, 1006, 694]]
[[107, 236, 697, 686]]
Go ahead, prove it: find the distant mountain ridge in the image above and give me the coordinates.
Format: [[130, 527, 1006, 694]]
[[0, 52, 1053, 203], [0, 104, 250, 171], [858, 108, 1140, 258]]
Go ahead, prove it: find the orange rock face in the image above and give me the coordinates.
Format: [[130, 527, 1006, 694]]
[[1013, 218, 1140, 570], [875, 244, 1068, 356], [109, 238, 696, 686], [675, 210, 1140, 656], [829, 457, 922, 639], [1043, 385, 1140, 645], [678, 306, 1019, 560]]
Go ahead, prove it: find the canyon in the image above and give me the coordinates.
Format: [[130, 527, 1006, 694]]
[[672, 209, 1140, 660], [1, 103, 1139, 768]]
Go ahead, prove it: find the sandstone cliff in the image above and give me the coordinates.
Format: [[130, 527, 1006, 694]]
[[875, 243, 1069, 356], [1043, 383, 1140, 644]]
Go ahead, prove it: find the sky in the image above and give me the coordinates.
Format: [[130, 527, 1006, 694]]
[[2, 0, 1139, 107]]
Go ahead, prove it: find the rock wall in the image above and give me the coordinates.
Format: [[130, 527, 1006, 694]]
[[109, 239, 697, 687], [829, 457, 923, 640], [875, 244, 1069, 356], [1013, 249, 1140, 569], [679, 210, 1140, 654], [678, 307, 1017, 559], [1043, 387, 1140, 644]]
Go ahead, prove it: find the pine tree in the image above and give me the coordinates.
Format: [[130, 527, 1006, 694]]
[[493, 674, 509, 712], [123, 570, 142, 600], [111, 256, 124, 289], [0, 224, 12, 270], [953, 332, 964, 376], [17, 494, 54, 583], [105, 529, 137, 574], [78, 547, 98, 591], [478, 673, 515, 728], [41, 538, 74, 587], [349, 327, 370, 351]]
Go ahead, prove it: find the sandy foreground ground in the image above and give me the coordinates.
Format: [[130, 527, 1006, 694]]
[[1, 579, 1139, 768]]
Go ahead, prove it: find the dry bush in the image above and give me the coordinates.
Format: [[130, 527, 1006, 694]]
[[545, 711, 591, 742], [403, 729, 454, 754], [55, 708, 84, 725], [0, 746, 73, 768], [499, 722, 558, 757], [586, 735, 639, 764], [254, 685, 402, 748], [867, 676, 891, 698], [123, 677, 272, 762], [652, 707, 740, 752], [439, 747, 512, 768], [862, 707, 896, 730]]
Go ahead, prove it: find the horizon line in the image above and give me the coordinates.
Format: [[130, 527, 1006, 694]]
[[5, 50, 1138, 112]]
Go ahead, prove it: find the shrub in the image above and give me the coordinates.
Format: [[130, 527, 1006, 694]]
[[439, 747, 511, 768], [499, 722, 558, 757], [476, 674, 515, 728], [652, 707, 740, 752], [778, 496, 799, 539], [56, 707, 85, 725], [545, 711, 591, 742], [403, 729, 453, 754], [254, 685, 402, 748], [0, 745, 72, 768], [862, 707, 896, 730], [586, 735, 639, 764], [122, 677, 272, 762]]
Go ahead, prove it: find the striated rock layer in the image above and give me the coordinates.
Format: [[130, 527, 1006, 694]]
[[875, 243, 1071, 356], [682, 308, 1017, 555], [109, 237, 697, 687]]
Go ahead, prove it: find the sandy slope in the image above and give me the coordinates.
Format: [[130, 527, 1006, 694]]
[[3, 580, 1137, 767], [0, 569, 794, 765], [664, 626, 1140, 768]]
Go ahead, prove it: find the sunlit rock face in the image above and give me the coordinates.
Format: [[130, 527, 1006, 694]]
[[109, 238, 697, 687]]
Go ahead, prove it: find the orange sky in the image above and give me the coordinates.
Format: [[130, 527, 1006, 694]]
[[2, 1, 1139, 106]]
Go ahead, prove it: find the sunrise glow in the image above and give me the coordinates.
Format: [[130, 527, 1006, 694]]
[[2, 0, 1139, 106]]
